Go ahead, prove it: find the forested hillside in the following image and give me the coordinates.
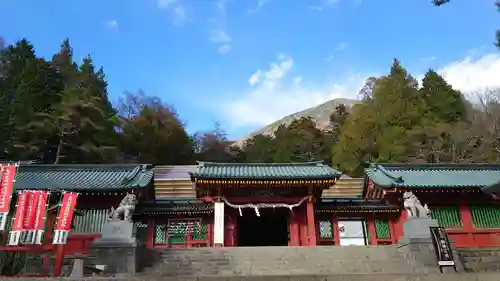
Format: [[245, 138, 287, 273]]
[[1, 38, 499, 177]]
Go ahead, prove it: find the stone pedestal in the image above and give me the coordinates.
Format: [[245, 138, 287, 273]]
[[397, 217, 464, 273], [89, 220, 138, 276], [400, 217, 439, 243]]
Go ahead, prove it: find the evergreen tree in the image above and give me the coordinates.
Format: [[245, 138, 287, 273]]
[[332, 59, 421, 175]]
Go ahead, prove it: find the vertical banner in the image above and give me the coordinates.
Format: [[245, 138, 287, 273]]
[[0, 164, 17, 231], [8, 191, 28, 245], [213, 202, 224, 246], [53, 192, 78, 244], [33, 191, 49, 244], [21, 191, 39, 244]]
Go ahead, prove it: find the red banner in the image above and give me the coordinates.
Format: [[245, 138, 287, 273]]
[[8, 191, 28, 245], [53, 192, 78, 244], [0, 165, 17, 231], [33, 191, 49, 244], [34, 191, 49, 231], [0, 165, 17, 212], [23, 191, 37, 230], [21, 191, 41, 244], [12, 191, 28, 232]]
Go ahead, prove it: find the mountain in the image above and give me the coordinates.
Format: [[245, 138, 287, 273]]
[[234, 98, 359, 147]]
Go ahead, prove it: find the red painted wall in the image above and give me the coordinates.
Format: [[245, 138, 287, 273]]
[[387, 204, 500, 248]]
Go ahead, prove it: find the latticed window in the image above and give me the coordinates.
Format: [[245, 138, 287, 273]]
[[470, 205, 500, 229], [374, 220, 391, 239], [319, 220, 333, 239], [154, 219, 208, 246], [430, 206, 463, 229], [73, 209, 108, 233], [154, 224, 167, 245], [191, 223, 207, 241]]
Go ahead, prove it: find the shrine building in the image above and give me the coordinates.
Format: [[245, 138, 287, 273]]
[[2, 161, 500, 259], [137, 162, 500, 249]]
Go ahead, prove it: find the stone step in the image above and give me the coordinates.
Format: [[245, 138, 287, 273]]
[[135, 273, 499, 281], [458, 247, 500, 272], [146, 246, 421, 277]]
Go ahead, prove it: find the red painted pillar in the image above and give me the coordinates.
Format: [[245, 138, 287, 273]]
[[53, 244, 65, 277], [332, 216, 340, 246], [306, 197, 317, 246], [225, 211, 236, 247], [367, 218, 377, 245], [299, 208, 308, 245], [394, 209, 407, 240], [289, 211, 299, 246], [147, 217, 155, 248], [460, 204, 475, 247]]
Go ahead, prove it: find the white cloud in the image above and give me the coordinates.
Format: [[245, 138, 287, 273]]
[[421, 56, 436, 62], [157, 0, 178, 9], [221, 54, 366, 127], [218, 51, 500, 129], [257, 0, 270, 8], [210, 29, 232, 54], [218, 44, 232, 54], [105, 20, 118, 31], [310, 0, 340, 12], [211, 29, 232, 43], [248, 0, 270, 13], [308, 6, 324, 12], [324, 55, 335, 62], [209, 1, 233, 54], [438, 53, 500, 93], [172, 6, 187, 26], [336, 42, 348, 51], [216, 0, 229, 15], [157, 0, 187, 26], [248, 70, 262, 86]]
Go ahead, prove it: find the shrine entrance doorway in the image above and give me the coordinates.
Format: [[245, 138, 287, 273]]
[[237, 208, 289, 247]]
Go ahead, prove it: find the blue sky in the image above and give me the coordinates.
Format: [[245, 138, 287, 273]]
[[1, 0, 499, 139]]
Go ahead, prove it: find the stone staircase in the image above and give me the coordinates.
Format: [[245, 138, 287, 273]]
[[141, 246, 426, 278], [458, 247, 500, 272]]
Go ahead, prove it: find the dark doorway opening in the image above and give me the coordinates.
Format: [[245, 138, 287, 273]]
[[237, 208, 289, 246]]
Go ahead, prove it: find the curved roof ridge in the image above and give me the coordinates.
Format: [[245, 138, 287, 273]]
[[196, 161, 325, 167], [376, 164, 404, 183], [376, 163, 500, 170], [18, 164, 154, 170]]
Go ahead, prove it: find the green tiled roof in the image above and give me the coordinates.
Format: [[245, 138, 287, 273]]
[[189, 161, 342, 180], [11, 164, 154, 191], [365, 163, 500, 192]]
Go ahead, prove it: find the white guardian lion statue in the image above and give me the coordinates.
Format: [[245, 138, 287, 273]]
[[402, 191, 431, 218], [108, 193, 138, 221]]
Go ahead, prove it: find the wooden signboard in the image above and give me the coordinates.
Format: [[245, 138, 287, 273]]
[[429, 226, 456, 272]]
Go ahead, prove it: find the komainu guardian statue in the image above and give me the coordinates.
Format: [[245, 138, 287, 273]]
[[402, 191, 431, 218], [108, 193, 138, 221]]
